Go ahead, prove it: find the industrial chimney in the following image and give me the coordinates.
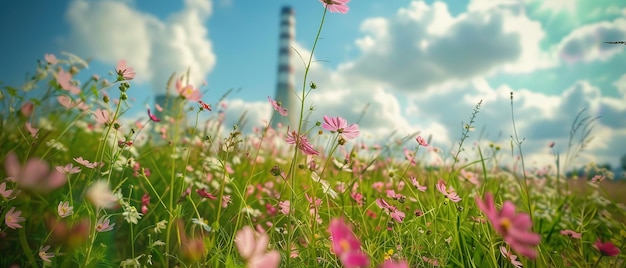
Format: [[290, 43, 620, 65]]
[[272, 6, 297, 129]]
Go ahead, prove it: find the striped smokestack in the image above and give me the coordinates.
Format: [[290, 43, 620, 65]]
[[272, 6, 297, 129]]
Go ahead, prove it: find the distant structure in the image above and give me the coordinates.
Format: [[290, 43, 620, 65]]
[[272, 6, 297, 129], [153, 76, 185, 141], [154, 76, 180, 121]]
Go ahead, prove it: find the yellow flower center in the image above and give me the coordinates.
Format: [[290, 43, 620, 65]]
[[499, 218, 512, 233], [339, 239, 351, 252]]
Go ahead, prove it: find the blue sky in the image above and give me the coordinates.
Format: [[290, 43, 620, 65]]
[[1, 0, 626, 171]]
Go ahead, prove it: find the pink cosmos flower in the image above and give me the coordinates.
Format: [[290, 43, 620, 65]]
[[25, 122, 39, 138], [4, 152, 67, 192], [475, 193, 541, 259], [375, 198, 405, 223], [436, 179, 462, 203], [56, 69, 81, 94], [278, 200, 290, 215], [403, 148, 416, 166], [421, 256, 439, 267], [235, 225, 281, 268], [73, 157, 103, 169], [319, 0, 350, 14], [176, 78, 202, 102], [147, 108, 161, 122], [39, 245, 54, 263], [198, 100, 212, 111], [21, 102, 34, 117], [93, 108, 112, 125], [115, 60, 136, 81], [416, 136, 428, 147], [44, 53, 58, 65], [381, 259, 409, 268], [55, 163, 81, 175], [268, 96, 288, 116], [351, 191, 364, 206], [155, 103, 164, 112], [0, 182, 13, 198], [95, 215, 115, 232], [5, 206, 25, 229], [328, 218, 370, 268], [594, 239, 620, 256], [409, 176, 427, 192], [322, 115, 360, 140], [57, 201, 74, 218], [459, 169, 480, 185], [222, 195, 232, 208], [386, 190, 405, 201], [500, 246, 523, 268], [591, 175, 605, 183], [560, 229, 581, 239], [286, 130, 319, 155], [196, 188, 217, 200], [57, 95, 77, 109], [306, 193, 323, 224]]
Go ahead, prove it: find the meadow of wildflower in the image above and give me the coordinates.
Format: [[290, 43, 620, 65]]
[[1, 1, 625, 267]]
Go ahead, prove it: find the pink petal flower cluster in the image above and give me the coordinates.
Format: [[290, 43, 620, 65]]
[[375, 198, 405, 223], [176, 79, 202, 102], [436, 179, 462, 203], [235, 225, 280, 268], [475, 193, 541, 259], [286, 130, 319, 155], [329, 218, 370, 268], [322, 115, 360, 140], [268, 96, 287, 116], [319, 0, 350, 14], [115, 60, 136, 81], [594, 239, 621, 256], [4, 152, 67, 193]]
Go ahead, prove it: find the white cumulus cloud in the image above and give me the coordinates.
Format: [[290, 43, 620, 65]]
[[65, 0, 216, 94]]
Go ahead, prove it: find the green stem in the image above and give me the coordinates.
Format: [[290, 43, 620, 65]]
[[593, 256, 603, 268], [19, 227, 36, 265]]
